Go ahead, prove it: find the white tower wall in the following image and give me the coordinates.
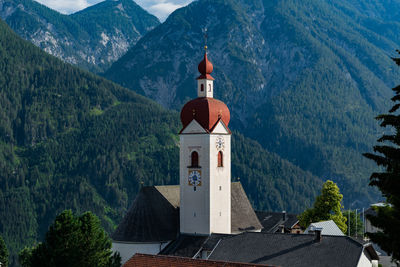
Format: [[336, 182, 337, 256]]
[[197, 79, 214, 98], [209, 133, 231, 234], [180, 133, 211, 235], [179, 132, 231, 235]]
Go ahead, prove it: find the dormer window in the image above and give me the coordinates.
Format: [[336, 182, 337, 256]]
[[191, 151, 199, 167]]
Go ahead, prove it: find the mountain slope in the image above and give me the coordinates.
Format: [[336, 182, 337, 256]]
[[0, 18, 321, 266], [105, 0, 400, 207], [0, 0, 159, 72]]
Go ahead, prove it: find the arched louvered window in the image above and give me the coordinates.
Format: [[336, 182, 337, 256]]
[[201, 84, 204, 91], [218, 151, 223, 167], [191, 151, 199, 167]]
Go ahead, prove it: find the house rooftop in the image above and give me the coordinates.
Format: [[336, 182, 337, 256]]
[[160, 234, 229, 258], [207, 232, 378, 267], [304, 220, 345, 236], [123, 253, 276, 267], [255, 211, 298, 233]]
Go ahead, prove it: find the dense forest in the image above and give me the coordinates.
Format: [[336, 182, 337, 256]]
[[105, 0, 400, 208], [0, 19, 322, 266]]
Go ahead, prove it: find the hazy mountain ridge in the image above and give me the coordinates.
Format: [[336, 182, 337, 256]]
[[105, 0, 400, 207], [0, 0, 160, 72]]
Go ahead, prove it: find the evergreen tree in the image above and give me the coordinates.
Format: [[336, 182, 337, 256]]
[[0, 235, 9, 267], [363, 51, 400, 261], [298, 180, 347, 233], [19, 210, 120, 267]]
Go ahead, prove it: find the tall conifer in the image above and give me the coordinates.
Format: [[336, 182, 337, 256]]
[[363, 51, 400, 261]]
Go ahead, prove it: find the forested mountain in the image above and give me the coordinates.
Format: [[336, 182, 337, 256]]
[[0, 0, 159, 72], [0, 19, 322, 266], [105, 0, 400, 208]]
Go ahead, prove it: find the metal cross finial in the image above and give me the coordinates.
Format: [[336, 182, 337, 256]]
[[203, 28, 208, 52]]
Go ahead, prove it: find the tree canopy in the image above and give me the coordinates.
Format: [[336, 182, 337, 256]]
[[363, 50, 400, 261], [298, 180, 347, 233], [19, 210, 120, 267]]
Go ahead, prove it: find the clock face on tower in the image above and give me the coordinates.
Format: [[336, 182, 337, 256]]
[[188, 170, 202, 187], [216, 136, 225, 150]]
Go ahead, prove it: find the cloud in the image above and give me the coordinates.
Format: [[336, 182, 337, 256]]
[[132, 0, 193, 21], [34, 0, 193, 20], [34, 0, 94, 14], [147, 2, 183, 21]]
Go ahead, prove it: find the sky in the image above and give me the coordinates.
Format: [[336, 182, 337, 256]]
[[34, 0, 193, 21]]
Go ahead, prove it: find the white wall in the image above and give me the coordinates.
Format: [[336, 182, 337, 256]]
[[179, 132, 231, 235], [357, 250, 373, 267], [209, 133, 231, 234], [197, 79, 213, 97], [180, 133, 211, 235], [112, 241, 170, 264]]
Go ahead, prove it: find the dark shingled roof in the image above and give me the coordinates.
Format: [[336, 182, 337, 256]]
[[113, 182, 261, 242], [160, 234, 229, 257], [112, 185, 180, 242], [231, 182, 263, 232], [255, 211, 298, 233], [208, 232, 378, 267]]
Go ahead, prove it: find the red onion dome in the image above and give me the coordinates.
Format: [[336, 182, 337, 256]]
[[197, 53, 214, 80], [180, 97, 230, 132]]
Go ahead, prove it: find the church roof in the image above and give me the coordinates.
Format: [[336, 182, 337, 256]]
[[112, 185, 180, 242], [197, 52, 214, 80], [231, 182, 262, 233], [180, 97, 230, 133], [112, 182, 262, 243]]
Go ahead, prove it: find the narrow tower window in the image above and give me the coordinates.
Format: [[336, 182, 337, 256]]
[[218, 151, 223, 167], [191, 151, 199, 167], [208, 84, 212, 92], [201, 84, 204, 92]]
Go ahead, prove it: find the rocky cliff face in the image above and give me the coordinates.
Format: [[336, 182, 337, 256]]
[[105, 0, 400, 207], [0, 0, 159, 72]]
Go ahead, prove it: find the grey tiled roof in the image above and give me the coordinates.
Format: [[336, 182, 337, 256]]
[[112, 182, 262, 242], [304, 220, 345, 236], [231, 183, 263, 232], [159, 235, 210, 257], [159, 234, 229, 257], [112, 185, 180, 242], [208, 232, 378, 267], [255, 211, 298, 233]]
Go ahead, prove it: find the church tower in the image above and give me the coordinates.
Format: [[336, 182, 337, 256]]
[[179, 49, 231, 235]]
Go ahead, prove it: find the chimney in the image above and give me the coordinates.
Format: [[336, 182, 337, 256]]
[[282, 210, 286, 221], [314, 227, 322, 242]]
